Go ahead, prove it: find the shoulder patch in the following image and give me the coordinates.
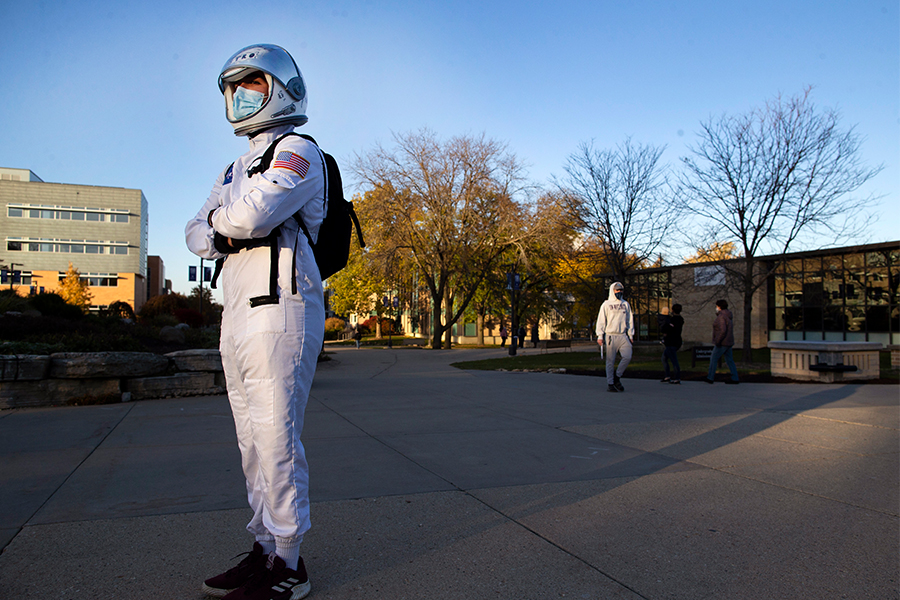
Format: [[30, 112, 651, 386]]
[[273, 150, 310, 178], [223, 163, 234, 185]]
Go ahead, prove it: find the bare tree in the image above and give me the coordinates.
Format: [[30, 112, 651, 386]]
[[556, 138, 672, 289], [678, 88, 882, 361], [353, 129, 529, 349], [554, 138, 672, 329]]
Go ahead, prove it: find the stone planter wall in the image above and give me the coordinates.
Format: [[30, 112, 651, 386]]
[[768, 341, 882, 383], [0, 349, 224, 409]]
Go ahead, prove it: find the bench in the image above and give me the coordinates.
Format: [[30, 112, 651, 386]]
[[808, 363, 858, 373], [537, 339, 572, 354], [768, 341, 881, 382]]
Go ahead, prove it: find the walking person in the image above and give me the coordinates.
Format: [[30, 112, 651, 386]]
[[661, 304, 684, 384], [499, 325, 507, 347], [185, 43, 323, 600], [705, 299, 740, 384], [353, 326, 362, 349], [595, 282, 634, 392]]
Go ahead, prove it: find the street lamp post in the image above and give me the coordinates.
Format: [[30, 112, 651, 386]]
[[507, 271, 520, 356]]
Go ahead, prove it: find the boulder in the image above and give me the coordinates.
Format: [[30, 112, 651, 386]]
[[159, 326, 186, 343], [0, 355, 51, 381], [165, 349, 223, 373], [50, 352, 170, 379], [0, 378, 121, 409], [125, 372, 223, 401]]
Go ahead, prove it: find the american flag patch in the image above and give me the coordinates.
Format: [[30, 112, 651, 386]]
[[273, 150, 310, 178]]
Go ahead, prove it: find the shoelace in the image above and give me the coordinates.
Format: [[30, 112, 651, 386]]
[[241, 562, 279, 593], [225, 549, 262, 576]]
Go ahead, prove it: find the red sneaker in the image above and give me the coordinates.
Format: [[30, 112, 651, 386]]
[[202, 542, 267, 597], [224, 552, 311, 600]]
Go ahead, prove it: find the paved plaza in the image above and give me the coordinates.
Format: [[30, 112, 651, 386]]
[[0, 345, 897, 599]]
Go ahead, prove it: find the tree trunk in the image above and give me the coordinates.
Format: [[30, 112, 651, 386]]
[[476, 313, 485, 346], [430, 297, 443, 349], [741, 258, 755, 364], [443, 287, 453, 349], [375, 316, 382, 339]]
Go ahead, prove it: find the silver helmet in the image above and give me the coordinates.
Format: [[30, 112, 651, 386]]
[[218, 44, 308, 136]]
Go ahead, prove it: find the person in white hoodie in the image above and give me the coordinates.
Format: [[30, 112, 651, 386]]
[[595, 282, 634, 392], [185, 44, 321, 600]]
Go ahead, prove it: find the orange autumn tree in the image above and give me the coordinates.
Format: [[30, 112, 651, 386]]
[[57, 262, 92, 313], [684, 241, 741, 264]]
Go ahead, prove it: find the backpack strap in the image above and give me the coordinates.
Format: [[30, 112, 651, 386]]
[[224, 134, 300, 305], [245, 132, 317, 300], [210, 257, 224, 289], [210, 161, 235, 291], [248, 228, 281, 307], [291, 137, 327, 293], [246, 132, 300, 177]]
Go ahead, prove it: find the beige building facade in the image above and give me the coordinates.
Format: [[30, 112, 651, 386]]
[[0, 167, 149, 312]]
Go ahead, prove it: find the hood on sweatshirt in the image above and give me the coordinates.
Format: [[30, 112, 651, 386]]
[[608, 282, 625, 302]]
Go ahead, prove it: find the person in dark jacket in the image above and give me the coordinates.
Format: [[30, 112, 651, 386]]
[[661, 304, 684, 384], [705, 299, 739, 384]]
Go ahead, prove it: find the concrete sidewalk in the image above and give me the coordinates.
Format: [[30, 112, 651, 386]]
[[0, 345, 897, 599]]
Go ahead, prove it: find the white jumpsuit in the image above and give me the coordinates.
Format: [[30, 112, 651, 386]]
[[595, 282, 634, 385], [185, 124, 325, 550]]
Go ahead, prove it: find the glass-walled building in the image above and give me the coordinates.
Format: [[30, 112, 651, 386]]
[[597, 270, 673, 341], [767, 242, 899, 346]]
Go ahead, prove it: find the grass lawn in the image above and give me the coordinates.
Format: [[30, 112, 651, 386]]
[[452, 346, 899, 383]]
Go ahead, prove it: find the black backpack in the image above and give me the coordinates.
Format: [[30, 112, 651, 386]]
[[211, 133, 365, 305]]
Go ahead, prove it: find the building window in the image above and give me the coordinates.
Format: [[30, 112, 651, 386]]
[[767, 247, 899, 343], [5, 238, 128, 255], [5, 204, 130, 223], [0, 270, 32, 285], [58, 273, 119, 287], [599, 270, 672, 342]]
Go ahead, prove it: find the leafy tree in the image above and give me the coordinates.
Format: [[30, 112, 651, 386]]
[[187, 285, 223, 325], [495, 197, 575, 343], [353, 129, 529, 349], [552, 237, 613, 336], [103, 300, 136, 320], [57, 263, 92, 313], [139, 292, 189, 324], [326, 191, 391, 336], [678, 88, 882, 361]]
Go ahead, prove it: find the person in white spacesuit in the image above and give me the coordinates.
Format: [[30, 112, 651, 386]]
[[185, 44, 324, 600], [595, 282, 634, 392]]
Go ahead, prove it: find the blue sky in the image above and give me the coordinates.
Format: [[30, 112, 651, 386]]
[[1, 0, 897, 299]]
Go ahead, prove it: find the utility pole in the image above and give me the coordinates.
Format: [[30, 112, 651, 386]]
[[199, 257, 204, 323]]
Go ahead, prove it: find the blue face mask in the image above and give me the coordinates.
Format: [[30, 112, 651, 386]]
[[232, 86, 265, 120], [615, 292, 623, 300]]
